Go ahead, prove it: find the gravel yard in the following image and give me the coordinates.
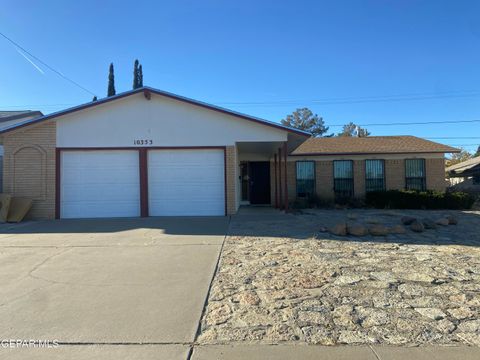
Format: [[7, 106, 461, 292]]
[[199, 209, 480, 346]]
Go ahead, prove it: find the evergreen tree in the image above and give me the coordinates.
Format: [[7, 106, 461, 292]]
[[92, 96, 98, 101], [138, 64, 143, 87], [133, 59, 139, 89], [107, 63, 116, 97], [281, 108, 330, 137], [337, 122, 370, 137], [474, 145, 480, 157]]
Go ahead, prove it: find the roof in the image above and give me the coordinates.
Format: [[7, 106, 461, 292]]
[[0, 87, 311, 137], [290, 135, 460, 155], [446, 155, 480, 175], [0, 110, 43, 123]]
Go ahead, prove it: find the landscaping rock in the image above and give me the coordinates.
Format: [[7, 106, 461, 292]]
[[410, 220, 425, 232], [415, 308, 446, 320], [446, 215, 458, 225], [389, 225, 406, 234], [422, 218, 437, 229], [401, 216, 416, 225], [457, 319, 480, 333], [368, 224, 389, 236], [435, 218, 449, 226], [347, 223, 368, 236], [329, 222, 347, 236], [448, 307, 475, 320]]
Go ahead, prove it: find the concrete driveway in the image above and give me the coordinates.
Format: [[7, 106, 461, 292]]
[[0, 217, 229, 359]]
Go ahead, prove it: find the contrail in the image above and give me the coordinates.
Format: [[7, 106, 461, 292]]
[[15, 47, 45, 74]]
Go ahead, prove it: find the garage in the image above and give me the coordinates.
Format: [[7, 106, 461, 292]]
[[148, 149, 225, 216], [60, 150, 140, 218]]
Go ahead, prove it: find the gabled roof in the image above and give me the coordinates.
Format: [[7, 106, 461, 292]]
[[446, 155, 480, 174], [291, 135, 460, 155], [0, 110, 43, 123], [0, 87, 311, 136]]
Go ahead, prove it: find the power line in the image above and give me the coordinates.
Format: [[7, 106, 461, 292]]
[[216, 91, 480, 106], [427, 137, 480, 140], [328, 119, 480, 127], [0, 31, 97, 97]]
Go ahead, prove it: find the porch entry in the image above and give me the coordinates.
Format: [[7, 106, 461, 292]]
[[240, 161, 271, 205]]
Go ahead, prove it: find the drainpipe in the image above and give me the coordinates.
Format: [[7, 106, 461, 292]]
[[274, 153, 278, 208], [283, 142, 289, 212], [278, 147, 283, 210]]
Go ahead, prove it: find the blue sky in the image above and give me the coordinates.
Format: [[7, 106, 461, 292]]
[[1, 0, 479, 151]]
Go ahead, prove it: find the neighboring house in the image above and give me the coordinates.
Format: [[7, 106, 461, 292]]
[[446, 156, 480, 191], [0, 110, 43, 192], [0, 87, 458, 219]]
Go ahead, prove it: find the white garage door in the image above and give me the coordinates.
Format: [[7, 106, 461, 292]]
[[61, 150, 140, 218], [148, 149, 225, 216]]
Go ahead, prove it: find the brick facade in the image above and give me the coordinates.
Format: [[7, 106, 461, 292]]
[[279, 156, 446, 203], [2, 122, 56, 219], [426, 158, 447, 191]]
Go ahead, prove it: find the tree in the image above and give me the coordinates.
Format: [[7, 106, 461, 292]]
[[337, 122, 370, 137], [138, 64, 143, 87], [133, 59, 139, 89], [107, 63, 116, 97], [92, 96, 97, 101], [446, 148, 473, 167], [280, 108, 330, 137], [474, 145, 480, 157]]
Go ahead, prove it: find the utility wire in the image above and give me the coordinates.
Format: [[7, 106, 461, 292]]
[[328, 119, 480, 127], [0, 31, 97, 97]]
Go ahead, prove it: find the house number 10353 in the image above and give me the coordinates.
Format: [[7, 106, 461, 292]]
[[134, 139, 153, 145]]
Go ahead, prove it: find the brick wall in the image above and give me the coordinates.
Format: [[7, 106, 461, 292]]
[[225, 145, 237, 215], [426, 157, 447, 191], [385, 159, 405, 190], [315, 160, 334, 200], [353, 160, 365, 198], [3, 122, 56, 219]]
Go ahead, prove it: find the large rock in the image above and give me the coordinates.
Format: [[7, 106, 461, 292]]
[[389, 225, 407, 234], [401, 216, 416, 225], [368, 224, 389, 236], [446, 215, 458, 225], [422, 218, 437, 229], [329, 222, 347, 236], [435, 218, 449, 226], [414, 307, 446, 320], [347, 223, 368, 236], [410, 220, 425, 232]]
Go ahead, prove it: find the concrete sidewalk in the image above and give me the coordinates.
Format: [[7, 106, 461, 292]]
[[3, 344, 479, 359]]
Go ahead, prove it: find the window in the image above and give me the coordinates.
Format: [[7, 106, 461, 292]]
[[334, 160, 354, 198], [405, 159, 426, 190], [296, 161, 315, 197], [473, 174, 480, 185], [365, 159, 385, 192]]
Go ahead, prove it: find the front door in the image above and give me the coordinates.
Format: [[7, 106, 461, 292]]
[[249, 162, 271, 204]]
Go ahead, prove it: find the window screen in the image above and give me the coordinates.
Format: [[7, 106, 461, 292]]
[[334, 160, 354, 198], [296, 161, 315, 197], [405, 159, 426, 191], [365, 159, 385, 192]]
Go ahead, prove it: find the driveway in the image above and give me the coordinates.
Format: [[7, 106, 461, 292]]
[[0, 217, 229, 359]]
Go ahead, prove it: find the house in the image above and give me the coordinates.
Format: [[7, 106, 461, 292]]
[[446, 156, 480, 191], [0, 87, 459, 219], [0, 110, 44, 192]]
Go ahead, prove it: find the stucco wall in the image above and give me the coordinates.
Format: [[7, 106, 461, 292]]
[[56, 94, 288, 147], [2, 122, 56, 219]]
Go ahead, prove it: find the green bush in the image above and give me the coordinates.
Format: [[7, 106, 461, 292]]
[[365, 190, 475, 210]]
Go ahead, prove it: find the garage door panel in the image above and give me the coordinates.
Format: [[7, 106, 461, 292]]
[[61, 151, 140, 218], [148, 149, 225, 216]]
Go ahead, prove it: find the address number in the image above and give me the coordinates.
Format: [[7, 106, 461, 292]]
[[134, 139, 153, 145]]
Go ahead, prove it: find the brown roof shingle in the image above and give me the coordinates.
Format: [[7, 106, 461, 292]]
[[291, 136, 459, 155]]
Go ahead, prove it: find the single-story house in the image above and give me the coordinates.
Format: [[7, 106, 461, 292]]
[[0, 87, 459, 219], [446, 156, 480, 191]]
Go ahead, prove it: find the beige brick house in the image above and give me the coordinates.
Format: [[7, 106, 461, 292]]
[[0, 87, 458, 220]]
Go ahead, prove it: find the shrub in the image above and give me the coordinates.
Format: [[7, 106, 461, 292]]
[[365, 190, 475, 210]]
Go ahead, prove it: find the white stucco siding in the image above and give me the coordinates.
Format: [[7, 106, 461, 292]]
[[56, 93, 288, 147]]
